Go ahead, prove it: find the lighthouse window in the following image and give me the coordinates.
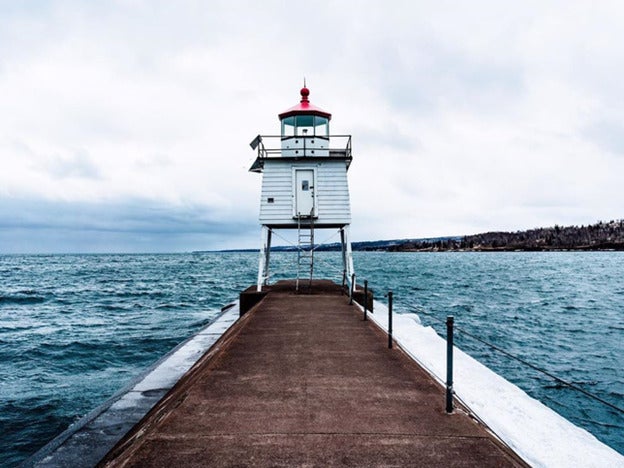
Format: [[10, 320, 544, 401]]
[[296, 115, 315, 127], [314, 116, 329, 137], [281, 117, 296, 137], [295, 115, 314, 137], [302, 180, 309, 191]]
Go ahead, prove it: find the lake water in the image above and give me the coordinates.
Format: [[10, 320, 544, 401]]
[[0, 251, 622, 466]]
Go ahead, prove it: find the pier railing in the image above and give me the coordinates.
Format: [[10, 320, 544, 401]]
[[354, 285, 624, 418], [413, 307, 624, 416]]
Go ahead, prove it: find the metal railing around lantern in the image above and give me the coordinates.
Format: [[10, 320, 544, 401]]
[[249, 135, 352, 172]]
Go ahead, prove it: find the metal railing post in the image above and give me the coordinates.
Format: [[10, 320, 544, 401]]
[[349, 273, 355, 305], [342, 269, 346, 295], [446, 316, 454, 413], [387, 291, 393, 349], [363, 280, 368, 321]]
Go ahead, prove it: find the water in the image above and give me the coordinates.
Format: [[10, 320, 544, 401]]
[[0, 251, 622, 465]]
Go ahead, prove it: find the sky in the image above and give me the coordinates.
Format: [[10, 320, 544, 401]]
[[1, 0, 623, 253]]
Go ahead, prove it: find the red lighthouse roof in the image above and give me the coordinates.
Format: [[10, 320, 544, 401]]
[[278, 87, 332, 120]]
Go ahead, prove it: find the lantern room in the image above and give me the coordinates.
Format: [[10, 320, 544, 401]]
[[280, 114, 329, 137], [279, 87, 331, 157]]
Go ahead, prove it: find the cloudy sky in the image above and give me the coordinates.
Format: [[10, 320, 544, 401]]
[[1, 1, 623, 253]]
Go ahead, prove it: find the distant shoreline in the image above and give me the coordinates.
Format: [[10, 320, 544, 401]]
[[378, 219, 624, 253], [389, 246, 624, 253], [211, 219, 624, 253], [201, 246, 624, 254]]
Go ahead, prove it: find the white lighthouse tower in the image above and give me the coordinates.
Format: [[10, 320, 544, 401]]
[[250, 86, 354, 292]]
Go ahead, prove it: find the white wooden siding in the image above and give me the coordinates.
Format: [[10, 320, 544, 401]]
[[259, 159, 351, 226]]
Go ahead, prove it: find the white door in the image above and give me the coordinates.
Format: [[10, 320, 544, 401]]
[[295, 169, 315, 217]]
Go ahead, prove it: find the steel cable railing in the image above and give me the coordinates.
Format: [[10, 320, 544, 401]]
[[411, 306, 624, 415]]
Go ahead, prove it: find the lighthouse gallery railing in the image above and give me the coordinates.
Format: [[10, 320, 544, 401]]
[[249, 134, 352, 172]]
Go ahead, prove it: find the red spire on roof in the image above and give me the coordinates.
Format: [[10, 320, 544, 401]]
[[278, 86, 332, 120], [300, 86, 310, 102]]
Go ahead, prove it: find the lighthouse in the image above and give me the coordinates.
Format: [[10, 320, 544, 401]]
[[249, 86, 354, 292]]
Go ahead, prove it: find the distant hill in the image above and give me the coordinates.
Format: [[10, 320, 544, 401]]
[[209, 219, 624, 253], [388, 219, 624, 252]]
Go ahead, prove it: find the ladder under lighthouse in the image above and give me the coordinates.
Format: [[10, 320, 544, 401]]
[[296, 211, 315, 291]]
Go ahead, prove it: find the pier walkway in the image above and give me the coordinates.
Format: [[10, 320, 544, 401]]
[[101, 280, 526, 467]]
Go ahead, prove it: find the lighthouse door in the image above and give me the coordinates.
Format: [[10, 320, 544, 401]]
[[295, 169, 315, 217]]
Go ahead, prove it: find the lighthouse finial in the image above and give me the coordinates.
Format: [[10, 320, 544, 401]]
[[300, 78, 310, 103]]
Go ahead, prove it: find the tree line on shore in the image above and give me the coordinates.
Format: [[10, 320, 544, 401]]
[[384, 219, 624, 252]]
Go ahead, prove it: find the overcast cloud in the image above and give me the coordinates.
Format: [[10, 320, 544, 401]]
[[1, 1, 623, 253]]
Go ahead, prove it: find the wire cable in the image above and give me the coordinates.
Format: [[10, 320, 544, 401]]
[[408, 304, 624, 415]]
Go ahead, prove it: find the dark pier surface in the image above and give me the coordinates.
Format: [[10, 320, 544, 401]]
[[101, 280, 527, 467]]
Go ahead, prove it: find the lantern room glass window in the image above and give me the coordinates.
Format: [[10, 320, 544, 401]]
[[281, 115, 329, 138]]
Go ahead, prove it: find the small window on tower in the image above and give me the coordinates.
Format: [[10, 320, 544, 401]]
[[281, 117, 295, 137], [267, 197, 274, 203]]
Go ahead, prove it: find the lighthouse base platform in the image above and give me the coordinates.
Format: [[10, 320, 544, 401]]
[[100, 279, 526, 467]]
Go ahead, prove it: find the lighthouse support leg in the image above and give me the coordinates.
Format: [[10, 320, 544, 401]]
[[257, 226, 272, 291], [265, 228, 272, 285], [340, 226, 355, 293], [340, 228, 347, 288]]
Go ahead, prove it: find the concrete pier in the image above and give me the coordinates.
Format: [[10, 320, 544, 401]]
[[100, 280, 527, 467]]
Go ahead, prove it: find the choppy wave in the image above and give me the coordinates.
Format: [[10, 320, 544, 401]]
[[0, 292, 47, 305]]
